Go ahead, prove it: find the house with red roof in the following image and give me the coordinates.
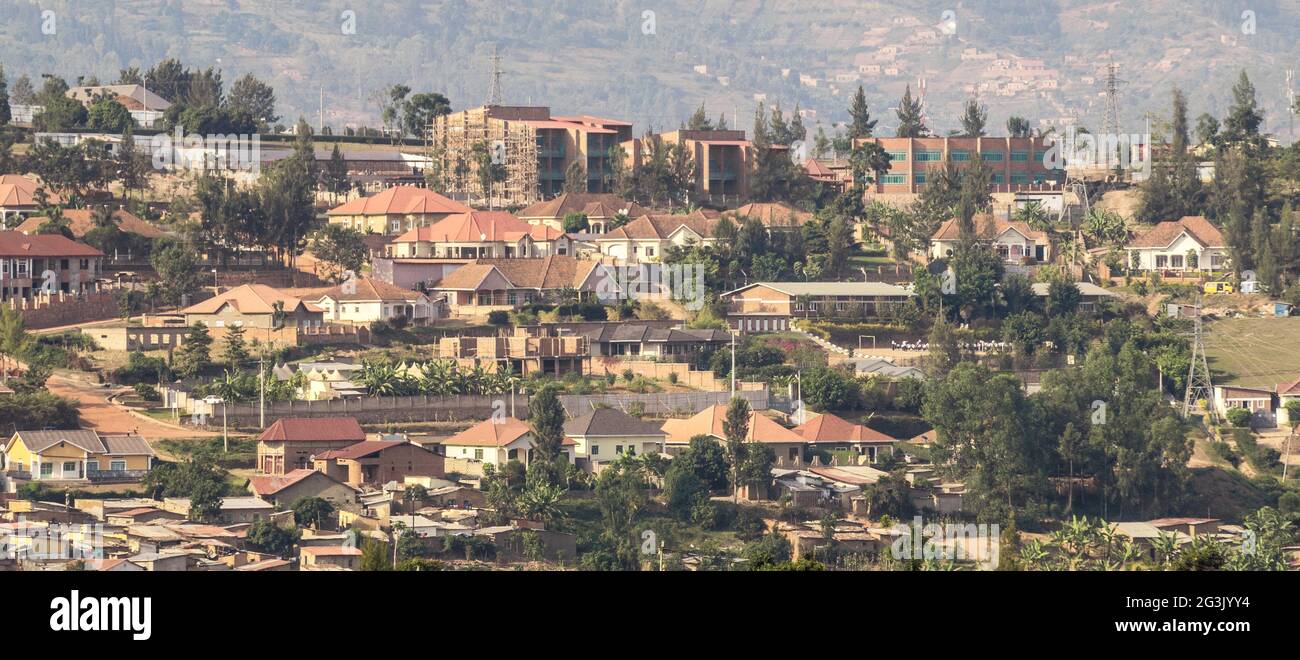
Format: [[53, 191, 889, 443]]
[[518, 193, 651, 234], [929, 214, 1051, 264], [0, 230, 104, 302], [312, 277, 437, 325], [256, 417, 367, 475], [793, 412, 898, 464], [660, 404, 807, 462], [326, 185, 471, 235], [311, 440, 445, 487], [431, 255, 615, 319], [440, 417, 575, 469], [1276, 376, 1300, 427], [594, 211, 720, 263], [1125, 216, 1227, 274], [247, 468, 359, 509], [388, 210, 572, 260]]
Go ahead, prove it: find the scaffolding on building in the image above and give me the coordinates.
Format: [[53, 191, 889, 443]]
[[428, 107, 541, 209]]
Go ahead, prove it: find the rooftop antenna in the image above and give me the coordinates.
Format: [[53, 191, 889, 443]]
[[486, 45, 505, 107]]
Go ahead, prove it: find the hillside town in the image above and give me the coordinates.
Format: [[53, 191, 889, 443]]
[[1, 31, 1299, 580]]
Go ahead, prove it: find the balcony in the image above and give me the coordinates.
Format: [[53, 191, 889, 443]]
[[88, 469, 149, 482]]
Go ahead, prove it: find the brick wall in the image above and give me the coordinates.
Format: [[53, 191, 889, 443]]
[[6, 291, 120, 329]]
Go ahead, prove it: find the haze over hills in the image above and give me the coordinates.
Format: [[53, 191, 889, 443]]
[[2, 0, 1299, 140]]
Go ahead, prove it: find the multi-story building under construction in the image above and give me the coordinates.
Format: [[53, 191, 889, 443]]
[[429, 106, 633, 208]]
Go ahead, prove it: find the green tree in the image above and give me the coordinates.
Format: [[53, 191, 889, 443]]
[[527, 385, 567, 487], [222, 323, 248, 368], [847, 85, 877, 139], [1007, 116, 1031, 138], [959, 98, 988, 137], [723, 397, 751, 503], [895, 85, 928, 138], [149, 237, 202, 306], [226, 73, 279, 130], [0, 64, 10, 126], [245, 518, 300, 556], [174, 323, 213, 379], [309, 224, 367, 284], [86, 95, 135, 132]]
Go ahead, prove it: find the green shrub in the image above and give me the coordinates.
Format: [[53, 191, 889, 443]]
[[1225, 407, 1252, 428], [133, 383, 162, 402]]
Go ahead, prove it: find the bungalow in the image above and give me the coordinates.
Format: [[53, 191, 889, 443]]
[[661, 405, 807, 463], [312, 440, 445, 487], [1, 430, 155, 483], [930, 215, 1051, 264], [517, 193, 651, 235], [440, 417, 575, 468], [312, 278, 439, 325], [1125, 216, 1227, 274], [1030, 281, 1117, 311], [179, 284, 325, 330], [388, 211, 572, 259], [723, 281, 915, 333], [247, 468, 359, 509], [1213, 385, 1275, 427], [574, 322, 731, 359], [256, 417, 368, 475], [432, 255, 615, 319], [326, 185, 472, 235], [564, 408, 667, 471], [793, 412, 898, 464], [0, 175, 62, 223], [595, 212, 719, 263]]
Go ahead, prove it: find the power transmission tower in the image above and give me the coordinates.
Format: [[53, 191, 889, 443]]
[[1286, 69, 1295, 139], [1183, 301, 1215, 422], [486, 45, 505, 107], [1103, 59, 1123, 138]]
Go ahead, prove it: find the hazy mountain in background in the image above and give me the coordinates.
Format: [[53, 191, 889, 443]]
[[2, 0, 1298, 141]]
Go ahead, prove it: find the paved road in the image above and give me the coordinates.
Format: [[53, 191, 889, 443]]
[[46, 374, 218, 441]]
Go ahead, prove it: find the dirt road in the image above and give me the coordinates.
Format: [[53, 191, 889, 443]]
[[46, 374, 218, 441]]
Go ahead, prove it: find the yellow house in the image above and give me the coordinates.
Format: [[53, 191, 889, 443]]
[[2, 430, 155, 482]]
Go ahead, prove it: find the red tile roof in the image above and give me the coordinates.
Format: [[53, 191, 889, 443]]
[[179, 284, 324, 316], [728, 203, 813, 229], [931, 215, 1047, 242], [660, 405, 805, 445], [1128, 216, 1225, 249], [0, 231, 104, 258], [317, 278, 427, 303], [444, 418, 576, 447], [1278, 376, 1300, 397], [258, 417, 366, 444], [517, 193, 649, 221], [601, 212, 718, 240], [327, 185, 471, 217], [248, 468, 320, 496], [434, 256, 603, 291], [794, 412, 897, 444], [393, 211, 562, 243], [16, 209, 166, 239], [314, 440, 407, 461]]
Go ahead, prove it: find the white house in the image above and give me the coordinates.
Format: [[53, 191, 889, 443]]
[[929, 215, 1051, 264], [563, 408, 666, 471], [313, 278, 439, 325], [440, 418, 574, 468], [1277, 377, 1300, 427], [1126, 216, 1227, 274], [596, 213, 719, 263]]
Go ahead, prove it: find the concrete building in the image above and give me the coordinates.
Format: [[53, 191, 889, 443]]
[[0, 231, 104, 302]]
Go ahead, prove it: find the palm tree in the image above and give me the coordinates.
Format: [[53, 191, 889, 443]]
[[360, 361, 399, 397]]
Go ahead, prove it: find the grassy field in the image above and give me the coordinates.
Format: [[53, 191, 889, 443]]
[[1203, 317, 1300, 388]]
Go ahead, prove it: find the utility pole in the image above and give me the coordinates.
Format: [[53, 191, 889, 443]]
[[730, 329, 737, 398], [259, 351, 266, 429], [222, 400, 229, 453]]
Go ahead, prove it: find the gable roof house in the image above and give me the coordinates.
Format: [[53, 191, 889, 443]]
[[0, 231, 105, 302], [326, 185, 472, 235], [1125, 216, 1227, 274], [389, 211, 572, 260], [178, 284, 325, 330], [564, 408, 667, 471], [1277, 376, 1300, 427], [595, 212, 719, 263], [257, 417, 368, 475], [0, 175, 61, 222], [793, 412, 898, 464], [661, 405, 807, 463], [440, 418, 575, 469], [517, 193, 651, 235], [2, 430, 155, 483], [929, 214, 1052, 264], [725, 202, 814, 231], [312, 278, 438, 325], [15, 208, 167, 241], [247, 468, 360, 510], [432, 256, 614, 319], [312, 440, 445, 488]]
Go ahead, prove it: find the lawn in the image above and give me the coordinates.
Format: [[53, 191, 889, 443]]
[[1203, 317, 1300, 388]]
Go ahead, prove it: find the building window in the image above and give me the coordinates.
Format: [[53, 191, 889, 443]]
[[980, 152, 1004, 162], [914, 173, 927, 184], [1011, 151, 1030, 162], [880, 174, 907, 184], [1011, 173, 1029, 184], [887, 151, 908, 161], [473, 448, 483, 460], [110, 460, 126, 471], [915, 151, 942, 162], [40, 462, 53, 477], [1155, 255, 1169, 268], [950, 150, 970, 162], [591, 445, 599, 455], [992, 173, 1004, 184], [1170, 255, 1184, 268]]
